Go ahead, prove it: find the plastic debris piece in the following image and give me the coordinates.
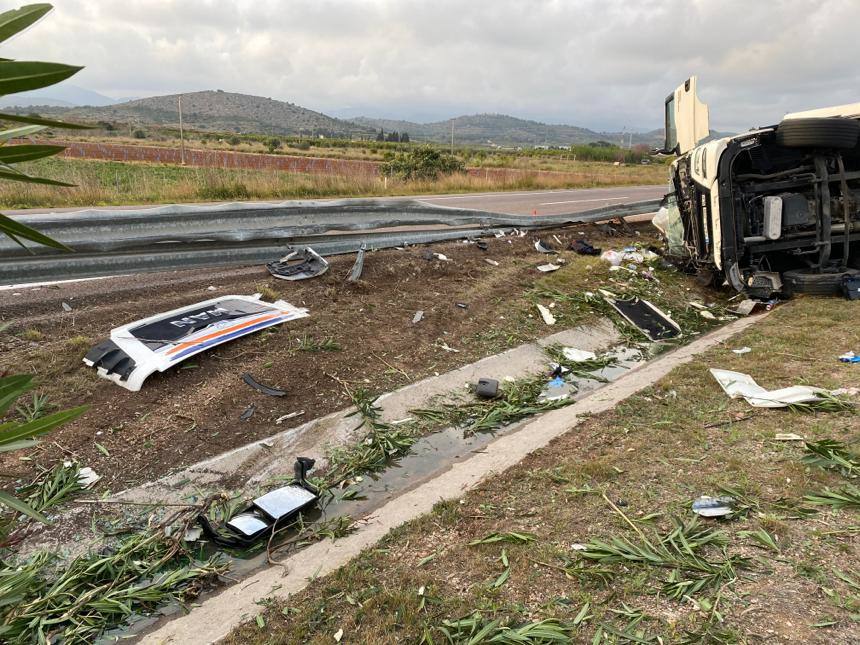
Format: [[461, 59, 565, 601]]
[[437, 342, 459, 353], [84, 295, 308, 392], [183, 526, 203, 542], [605, 295, 680, 341], [537, 263, 561, 273], [476, 240, 488, 251], [456, 302, 468, 309], [538, 375, 576, 402], [699, 310, 716, 320], [77, 467, 100, 489], [731, 299, 757, 316], [275, 410, 305, 424], [534, 239, 555, 253], [569, 239, 601, 256], [710, 368, 826, 408], [240, 403, 256, 421], [207, 285, 217, 291], [267, 246, 329, 281], [347, 243, 367, 282], [839, 351, 860, 363], [832, 387, 860, 397], [692, 496, 735, 517], [732, 347, 752, 355], [562, 347, 597, 362], [253, 485, 318, 521], [536, 303, 556, 326], [412, 310, 424, 324], [774, 433, 805, 441], [484, 258, 500, 266], [476, 378, 500, 399], [61, 301, 72, 312], [242, 373, 286, 397]]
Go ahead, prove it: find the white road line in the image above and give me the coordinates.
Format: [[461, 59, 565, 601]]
[[539, 196, 629, 206]]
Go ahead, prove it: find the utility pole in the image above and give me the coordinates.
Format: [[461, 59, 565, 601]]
[[450, 119, 454, 154], [178, 95, 186, 165]]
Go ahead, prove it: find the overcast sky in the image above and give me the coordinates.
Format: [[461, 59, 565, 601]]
[[7, 0, 860, 132]]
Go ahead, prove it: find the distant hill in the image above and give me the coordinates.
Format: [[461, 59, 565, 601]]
[[352, 113, 665, 147], [29, 90, 376, 138], [0, 83, 117, 109]]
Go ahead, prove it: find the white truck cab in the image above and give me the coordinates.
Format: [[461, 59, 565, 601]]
[[655, 77, 860, 297]]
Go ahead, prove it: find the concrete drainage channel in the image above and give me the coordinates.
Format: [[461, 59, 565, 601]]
[[76, 314, 763, 643]]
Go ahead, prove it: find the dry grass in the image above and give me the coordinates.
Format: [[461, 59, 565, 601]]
[[224, 296, 860, 644], [0, 156, 664, 209]]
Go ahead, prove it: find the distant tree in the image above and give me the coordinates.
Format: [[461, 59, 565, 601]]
[[386, 131, 399, 143], [381, 146, 465, 181], [267, 137, 281, 153], [375, 129, 385, 142], [97, 120, 115, 131], [133, 129, 146, 139], [400, 132, 410, 143], [227, 135, 241, 146]]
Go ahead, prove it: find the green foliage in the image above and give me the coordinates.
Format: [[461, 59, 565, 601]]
[[802, 439, 859, 478], [0, 3, 88, 249], [132, 128, 146, 139], [435, 612, 574, 644], [381, 145, 465, 180], [0, 374, 88, 522]]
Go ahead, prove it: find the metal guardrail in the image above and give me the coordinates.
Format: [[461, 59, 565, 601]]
[[0, 198, 660, 284]]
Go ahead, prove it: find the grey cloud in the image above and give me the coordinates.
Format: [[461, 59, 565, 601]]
[[5, 0, 860, 131]]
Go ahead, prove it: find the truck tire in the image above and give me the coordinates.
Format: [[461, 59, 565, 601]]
[[775, 118, 859, 149], [782, 268, 859, 296]]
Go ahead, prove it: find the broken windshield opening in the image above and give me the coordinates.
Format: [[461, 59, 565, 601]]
[[665, 96, 677, 153]]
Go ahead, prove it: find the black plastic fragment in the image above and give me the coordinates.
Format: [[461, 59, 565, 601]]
[[476, 378, 500, 399], [82, 339, 137, 380], [569, 239, 601, 256], [242, 373, 286, 397], [267, 246, 329, 281], [240, 403, 256, 421], [609, 297, 680, 341]]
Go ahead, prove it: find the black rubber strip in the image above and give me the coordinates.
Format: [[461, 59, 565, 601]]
[[242, 372, 286, 397]]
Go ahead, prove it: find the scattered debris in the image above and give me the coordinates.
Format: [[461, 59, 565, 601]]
[[434, 252, 451, 261], [710, 368, 828, 408], [692, 495, 735, 517], [774, 433, 805, 441], [534, 239, 555, 254], [275, 410, 305, 424], [536, 303, 556, 326], [603, 293, 680, 341], [206, 285, 217, 291], [832, 386, 860, 397], [475, 378, 500, 399], [730, 299, 757, 316], [412, 310, 424, 324], [347, 243, 367, 282], [240, 403, 256, 421], [61, 301, 72, 312], [476, 240, 488, 251], [537, 263, 561, 273], [732, 347, 752, 355], [538, 375, 576, 402], [242, 373, 287, 397], [839, 351, 860, 363], [436, 341, 459, 353], [76, 466, 100, 489], [484, 258, 500, 267], [267, 246, 329, 281], [198, 458, 319, 546], [561, 347, 597, 362], [455, 302, 469, 309], [84, 295, 309, 391], [569, 239, 601, 256]]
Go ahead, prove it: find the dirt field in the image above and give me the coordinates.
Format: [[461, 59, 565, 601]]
[[1, 222, 708, 493], [225, 295, 860, 645]]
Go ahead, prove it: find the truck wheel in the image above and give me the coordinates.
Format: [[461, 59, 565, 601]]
[[775, 118, 859, 149], [782, 268, 859, 295]]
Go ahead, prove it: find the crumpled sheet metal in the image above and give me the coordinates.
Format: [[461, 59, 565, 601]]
[[709, 368, 825, 408], [267, 246, 330, 281]]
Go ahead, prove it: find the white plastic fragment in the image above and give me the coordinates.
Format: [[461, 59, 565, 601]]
[[484, 258, 500, 266], [561, 347, 597, 362], [536, 304, 556, 326], [437, 342, 459, 353], [412, 310, 424, 324], [537, 263, 561, 273], [774, 433, 805, 441], [433, 253, 450, 261], [732, 347, 752, 354], [61, 302, 72, 312], [710, 368, 826, 408], [77, 467, 101, 488]]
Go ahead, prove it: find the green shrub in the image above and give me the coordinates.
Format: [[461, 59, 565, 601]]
[[381, 146, 465, 181]]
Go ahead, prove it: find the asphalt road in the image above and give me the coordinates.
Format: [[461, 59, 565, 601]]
[[417, 184, 666, 216], [7, 184, 667, 218]]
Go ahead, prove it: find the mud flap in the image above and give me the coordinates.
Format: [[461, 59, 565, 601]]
[[83, 295, 309, 391]]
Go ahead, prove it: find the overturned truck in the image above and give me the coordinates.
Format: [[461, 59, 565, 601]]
[[655, 76, 860, 298]]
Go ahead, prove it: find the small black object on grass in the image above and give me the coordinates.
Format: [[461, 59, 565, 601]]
[[475, 378, 500, 399], [242, 373, 286, 397], [240, 403, 256, 421]]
